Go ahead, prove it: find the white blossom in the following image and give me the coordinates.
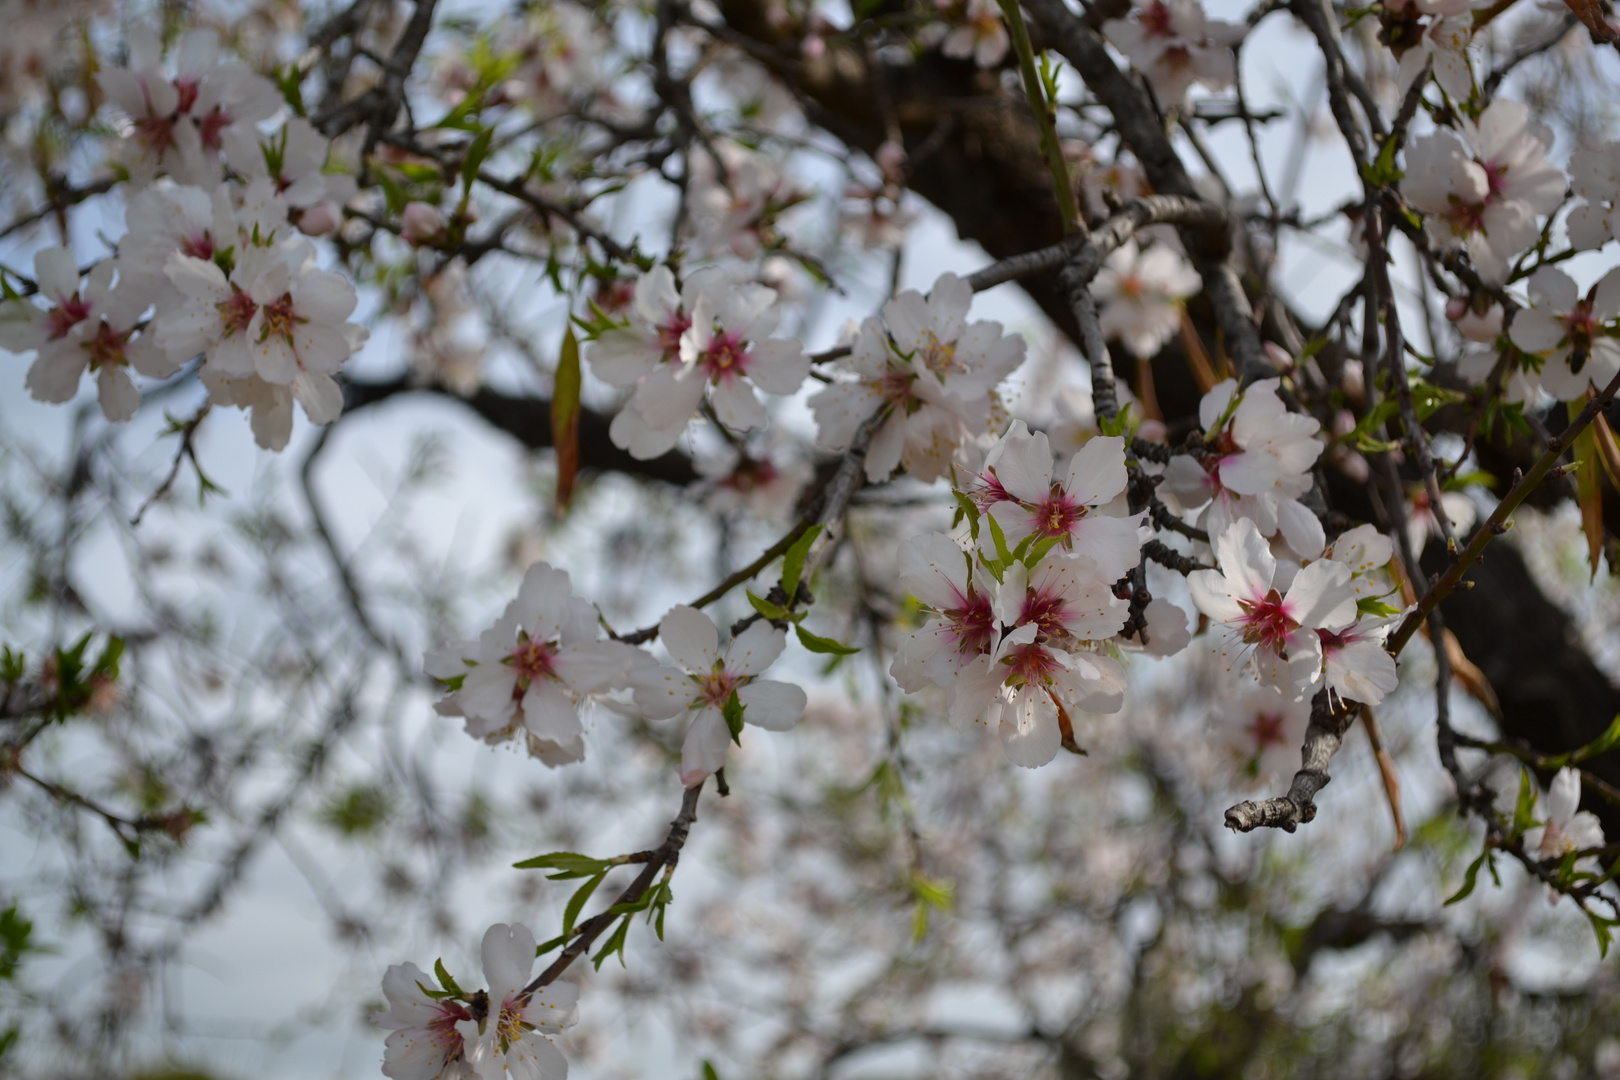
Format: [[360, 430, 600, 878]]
[[1103, 0, 1243, 108], [1092, 240, 1200, 360], [1403, 100, 1566, 285], [458, 924, 578, 1080], [426, 562, 651, 765], [629, 606, 806, 788], [375, 964, 475, 1080], [810, 273, 1023, 482], [609, 275, 808, 459], [1210, 681, 1312, 786], [1395, 15, 1475, 104], [1162, 377, 1324, 548], [974, 422, 1144, 582], [1507, 265, 1620, 401], [1523, 767, 1606, 862], [941, 0, 1009, 67], [1188, 517, 1359, 697], [97, 27, 280, 184], [224, 117, 358, 232], [1567, 140, 1620, 251], [1318, 615, 1398, 706]]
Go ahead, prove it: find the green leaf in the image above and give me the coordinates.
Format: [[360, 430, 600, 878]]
[[563, 872, 606, 937], [780, 524, 824, 601], [795, 625, 860, 655], [591, 915, 632, 971], [746, 590, 791, 622], [952, 490, 981, 541], [552, 326, 582, 512], [1587, 909, 1617, 958], [1571, 713, 1620, 765], [1360, 132, 1405, 187], [909, 873, 954, 943], [986, 510, 1013, 569], [1355, 597, 1404, 618], [1511, 767, 1538, 839], [702, 1062, 722, 1080], [1444, 849, 1494, 906], [512, 851, 612, 878], [722, 689, 746, 746], [535, 934, 567, 957], [434, 957, 466, 998]]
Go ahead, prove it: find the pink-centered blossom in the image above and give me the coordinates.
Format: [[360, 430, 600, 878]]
[[1507, 265, 1620, 401], [1188, 517, 1358, 698], [1103, 0, 1243, 108], [629, 606, 806, 787], [1523, 767, 1606, 862], [610, 275, 808, 459], [975, 422, 1144, 582], [811, 273, 1024, 482], [427, 562, 652, 766], [1403, 99, 1567, 285], [1162, 377, 1324, 549], [1092, 240, 1201, 360]]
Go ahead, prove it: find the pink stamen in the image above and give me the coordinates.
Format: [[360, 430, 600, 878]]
[[47, 295, 92, 340], [700, 330, 751, 384]]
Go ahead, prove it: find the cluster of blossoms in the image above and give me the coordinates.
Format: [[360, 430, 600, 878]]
[[1163, 378, 1326, 557], [1507, 265, 1620, 401], [0, 30, 367, 448], [427, 564, 806, 781], [891, 426, 1187, 766], [1403, 99, 1565, 286], [1092, 240, 1201, 360], [810, 272, 1024, 482], [1189, 518, 1399, 704], [1102, 0, 1243, 108], [376, 923, 578, 1080], [587, 265, 810, 460]]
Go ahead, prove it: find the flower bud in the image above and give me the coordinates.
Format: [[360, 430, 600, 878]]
[[401, 202, 446, 245]]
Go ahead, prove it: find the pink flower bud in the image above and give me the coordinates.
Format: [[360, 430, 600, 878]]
[[1137, 419, 1168, 443], [875, 140, 907, 183], [1455, 303, 1503, 342], [297, 200, 341, 236], [801, 34, 826, 59], [401, 202, 445, 244], [1444, 296, 1469, 321], [1263, 341, 1294, 371]]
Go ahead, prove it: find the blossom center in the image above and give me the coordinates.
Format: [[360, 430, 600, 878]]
[[496, 1000, 526, 1050], [181, 232, 216, 260], [1140, 1, 1174, 37], [174, 77, 200, 115], [1248, 710, 1288, 749], [656, 312, 692, 361], [701, 330, 751, 384], [695, 669, 742, 707], [1002, 641, 1060, 687], [1032, 491, 1084, 539], [83, 320, 131, 370], [196, 106, 233, 150], [944, 593, 995, 657], [48, 295, 92, 340], [216, 289, 257, 336], [259, 292, 301, 343], [1236, 588, 1296, 651], [916, 332, 962, 377], [1018, 588, 1070, 639], [509, 636, 559, 688]]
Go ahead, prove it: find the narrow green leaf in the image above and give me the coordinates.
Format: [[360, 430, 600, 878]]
[[795, 625, 860, 655], [722, 689, 746, 745], [1572, 714, 1620, 764], [512, 851, 612, 878], [460, 127, 494, 189], [1444, 850, 1490, 906], [746, 590, 790, 621], [564, 872, 607, 937], [434, 957, 466, 998], [591, 915, 632, 971], [552, 326, 582, 512], [1510, 768, 1538, 839], [780, 524, 824, 601], [535, 934, 567, 957]]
